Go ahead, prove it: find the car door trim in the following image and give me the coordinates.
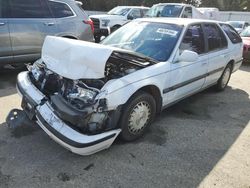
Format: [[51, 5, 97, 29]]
[[163, 67, 224, 94]]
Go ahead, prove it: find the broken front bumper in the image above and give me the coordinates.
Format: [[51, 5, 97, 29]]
[[16, 71, 121, 155]]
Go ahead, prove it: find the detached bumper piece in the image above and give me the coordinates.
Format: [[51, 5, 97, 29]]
[[16, 72, 121, 155]]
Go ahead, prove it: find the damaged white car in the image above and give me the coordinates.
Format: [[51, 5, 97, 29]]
[[14, 18, 243, 155]]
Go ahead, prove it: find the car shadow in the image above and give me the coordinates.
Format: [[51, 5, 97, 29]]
[[0, 86, 249, 187], [0, 68, 24, 97]]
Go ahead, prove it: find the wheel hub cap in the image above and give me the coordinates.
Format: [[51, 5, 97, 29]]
[[128, 101, 151, 134]]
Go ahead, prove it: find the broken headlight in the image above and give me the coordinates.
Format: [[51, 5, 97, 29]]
[[67, 85, 98, 105], [28, 59, 44, 81]]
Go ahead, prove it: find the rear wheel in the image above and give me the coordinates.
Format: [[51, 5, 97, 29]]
[[119, 91, 156, 141], [215, 64, 232, 91]]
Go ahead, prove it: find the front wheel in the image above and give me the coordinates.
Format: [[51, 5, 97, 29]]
[[119, 92, 156, 141], [215, 64, 232, 91]]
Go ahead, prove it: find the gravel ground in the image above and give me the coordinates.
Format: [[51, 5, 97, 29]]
[[0, 65, 250, 188]]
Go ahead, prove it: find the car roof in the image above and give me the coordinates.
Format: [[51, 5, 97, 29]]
[[153, 3, 192, 7], [115, 6, 150, 9], [228, 21, 247, 24], [135, 18, 226, 26]]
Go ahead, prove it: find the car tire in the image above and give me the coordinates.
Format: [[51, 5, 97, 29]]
[[119, 91, 156, 141], [94, 36, 101, 43], [215, 64, 232, 91]]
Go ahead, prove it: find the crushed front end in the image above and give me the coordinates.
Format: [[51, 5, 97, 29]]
[[16, 61, 121, 155], [13, 36, 156, 155]]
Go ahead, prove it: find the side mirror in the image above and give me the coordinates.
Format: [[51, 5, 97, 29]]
[[178, 50, 198, 62], [127, 14, 134, 20]]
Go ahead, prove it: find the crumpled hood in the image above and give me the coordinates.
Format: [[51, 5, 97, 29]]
[[42, 36, 116, 80]]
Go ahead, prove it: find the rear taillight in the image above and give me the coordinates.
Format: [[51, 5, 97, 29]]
[[83, 19, 94, 33]]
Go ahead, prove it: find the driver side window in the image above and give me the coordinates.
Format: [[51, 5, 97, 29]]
[[180, 24, 205, 55], [128, 9, 141, 19]]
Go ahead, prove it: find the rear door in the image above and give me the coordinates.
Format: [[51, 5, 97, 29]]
[[0, 0, 13, 63], [8, 0, 57, 62], [167, 24, 208, 103], [203, 23, 229, 86]]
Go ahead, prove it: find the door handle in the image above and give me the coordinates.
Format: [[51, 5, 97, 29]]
[[202, 62, 208, 66], [0, 22, 6, 26], [44, 22, 55, 26]]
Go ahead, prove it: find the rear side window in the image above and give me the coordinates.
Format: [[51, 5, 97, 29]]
[[128, 9, 142, 19], [9, 0, 50, 18], [204, 24, 228, 52], [180, 24, 205, 54], [141, 9, 149, 17], [220, 24, 242, 44], [182, 7, 192, 18], [48, 1, 74, 18], [0, 1, 6, 18]]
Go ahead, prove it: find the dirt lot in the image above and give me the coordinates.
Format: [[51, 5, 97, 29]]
[[0, 65, 250, 188]]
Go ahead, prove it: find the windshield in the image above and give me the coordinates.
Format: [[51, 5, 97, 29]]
[[240, 27, 250, 37], [101, 21, 183, 61], [108, 7, 131, 16], [228, 22, 244, 29], [146, 4, 183, 17]]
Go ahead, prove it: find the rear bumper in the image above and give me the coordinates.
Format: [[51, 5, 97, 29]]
[[16, 71, 121, 155]]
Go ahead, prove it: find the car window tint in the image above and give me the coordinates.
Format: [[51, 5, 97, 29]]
[[141, 9, 149, 17], [204, 24, 228, 51], [48, 1, 74, 18], [220, 24, 242, 44], [0, 1, 2, 18], [180, 24, 205, 54], [182, 7, 192, 18], [129, 9, 142, 19], [9, 0, 50, 18]]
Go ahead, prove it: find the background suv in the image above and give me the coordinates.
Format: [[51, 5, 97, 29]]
[[90, 6, 149, 42], [0, 0, 94, 68]]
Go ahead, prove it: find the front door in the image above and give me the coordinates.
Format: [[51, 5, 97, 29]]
[[166, 24, 208, 104]]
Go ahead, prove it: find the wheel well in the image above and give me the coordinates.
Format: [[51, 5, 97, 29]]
[[137, 85, 162, 114], [112, 24, 121, 28], [228, 60, 235, 71], [62, 36, 77, 40]]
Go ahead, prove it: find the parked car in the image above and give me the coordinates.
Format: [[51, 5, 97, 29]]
[[240, 26, 250, 62], [145, 3, 206, 19], [90, 6, 149, 42], [0, 0, 94, 68], [227, 21, 249, 33], [13, 18, 243, 155]]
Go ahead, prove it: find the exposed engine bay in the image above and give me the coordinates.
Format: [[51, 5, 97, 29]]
[[28, 51, 156, 134]]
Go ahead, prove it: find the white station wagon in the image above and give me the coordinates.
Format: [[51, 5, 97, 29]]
[[14, 18, 243, 155]]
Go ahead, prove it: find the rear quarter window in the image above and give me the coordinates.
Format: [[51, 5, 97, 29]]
[[48, 1, 74, 18], [220, 24, 242, 44]]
